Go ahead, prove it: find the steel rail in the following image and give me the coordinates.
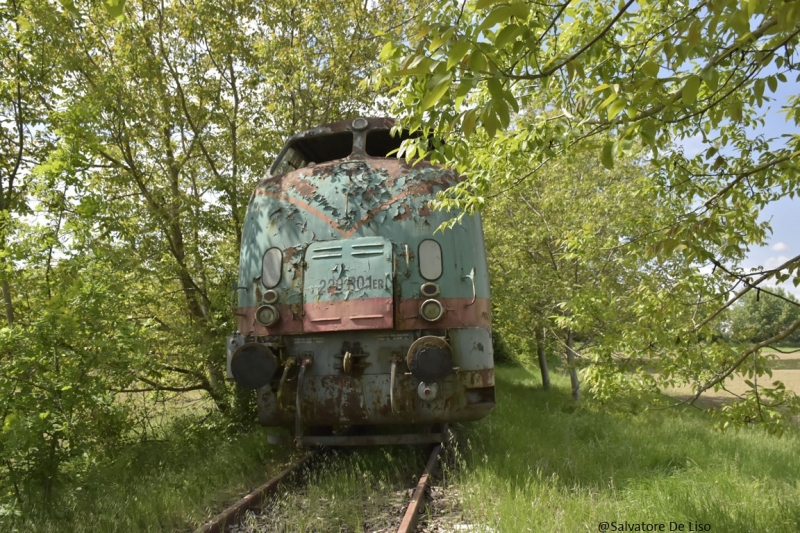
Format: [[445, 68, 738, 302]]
[[194, 451, 316, 533], [397, 443, 442, 533]]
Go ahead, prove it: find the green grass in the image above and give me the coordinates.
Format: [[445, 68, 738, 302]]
[[8, 365, 800, 532], [452, 365, 800, 533], [6, 420, 296, 533], [252, 446, 427, 532]]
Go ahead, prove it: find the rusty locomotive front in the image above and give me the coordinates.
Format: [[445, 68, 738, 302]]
[[226, 117, 495, 445]]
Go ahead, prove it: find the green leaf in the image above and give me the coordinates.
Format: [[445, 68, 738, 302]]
[[104, 0, 126, 20], [462, 108, 478, 136], [420, 75, 451, 110], [3, 413, 17, 432], [476, 0, 503, 8], [447, 40, 472, 69], [754, 78, 764, 101], [470, 50, 487, 73], [16, 15, 31, 32], [641, 61, 659, 77], [599, 92, 618, 110], [601, 141, 614, 169], [608, 98, 627, 120], [482, 105, 498, 138], [379, 41, 396, 61], [768, 76, 778, 93], [430, 27, 455, 52], [479, 3, 530, 31], [640, 121, 657, 146], [59, 0, 81, 17], [495, 97, 510, 128], [495, 24, 522, 48], [682, 75, 701, 106]]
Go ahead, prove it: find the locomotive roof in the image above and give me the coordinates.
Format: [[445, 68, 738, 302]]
[[269, 117, 426, 177]]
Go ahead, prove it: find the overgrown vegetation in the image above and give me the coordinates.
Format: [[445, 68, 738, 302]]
[[4, 414, 296, 532], [0, 0, 426, 516], [382, 0, 800, 425], [3, 0, 800, 525], [453, 365, 800, 532]]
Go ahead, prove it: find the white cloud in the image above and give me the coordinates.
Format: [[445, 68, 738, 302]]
[[764, 255, 790, 270], [772, 241, 789, 252]]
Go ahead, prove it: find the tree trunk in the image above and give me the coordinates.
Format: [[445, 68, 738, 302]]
[[535, 326, 550, 389], [2, 279, 13, 326], [566, 329, 580, 402]]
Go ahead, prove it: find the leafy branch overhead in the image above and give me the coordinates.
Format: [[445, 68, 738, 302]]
[[382, 0, 800, 425], [382, 0, 800, 214]]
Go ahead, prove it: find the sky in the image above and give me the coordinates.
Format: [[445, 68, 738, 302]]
[[679, 77, 799, 298]]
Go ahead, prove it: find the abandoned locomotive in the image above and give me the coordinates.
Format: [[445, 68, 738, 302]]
[[226, 117, 494, 445]]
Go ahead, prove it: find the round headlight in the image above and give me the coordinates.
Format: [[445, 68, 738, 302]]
[[419, 299, 444, 322], [420, 282, 440, 298], [255, 304, 280, 327], [263, 289, 279, 304]]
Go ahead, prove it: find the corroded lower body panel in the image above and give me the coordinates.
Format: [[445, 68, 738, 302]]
[[255, 327, 495, 429]]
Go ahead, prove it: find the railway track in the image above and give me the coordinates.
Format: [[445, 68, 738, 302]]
[[194, 439, 448, 533]]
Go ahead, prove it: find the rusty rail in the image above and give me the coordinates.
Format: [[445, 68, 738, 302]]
[[194, 451, 316, 533], [397, 443, 442, 533]]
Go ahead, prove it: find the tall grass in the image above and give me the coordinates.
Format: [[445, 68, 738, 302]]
[[453, 365, 800, 533], [8, 365, 800, 532], [5, 419, 296, 533]]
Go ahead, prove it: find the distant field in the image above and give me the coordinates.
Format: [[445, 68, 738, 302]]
[[668, 346, 800, 409]]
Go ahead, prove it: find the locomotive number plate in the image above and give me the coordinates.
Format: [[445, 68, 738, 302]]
[[319, 275, 385, 292]]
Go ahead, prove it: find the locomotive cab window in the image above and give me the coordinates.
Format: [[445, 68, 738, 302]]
[[366, 129, 430, 158], [270, 130, 354, 176], [418, 239, 443, 280], [262, 247, 283, 288]]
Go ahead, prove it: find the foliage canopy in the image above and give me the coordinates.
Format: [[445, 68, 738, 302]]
[[381, 0, 800, 426]]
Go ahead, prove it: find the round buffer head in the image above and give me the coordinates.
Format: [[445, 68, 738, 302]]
[[230, 343, 278, 389], [406, 336, 453, 383]]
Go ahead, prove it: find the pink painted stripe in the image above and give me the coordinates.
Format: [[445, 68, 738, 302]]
[[396, 297, 491, 330], [303, 297, 394, 332], [235, 297, 490, 335], [236, 304, 304, 336]]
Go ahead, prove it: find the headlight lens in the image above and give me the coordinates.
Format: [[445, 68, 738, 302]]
[[263, 289, 279, 304], [255, 304, 280, 327], [420, 282, 440, 298], [419, 299, 444, 322]]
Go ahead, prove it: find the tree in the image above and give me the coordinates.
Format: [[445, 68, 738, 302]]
[[727, 287, 800, 343], [39, 0, 423, 415], [486, 146, 700, 401], [380, 0, 800, 427], [2, 0, 430, 510], [0, 0, 57, 327]]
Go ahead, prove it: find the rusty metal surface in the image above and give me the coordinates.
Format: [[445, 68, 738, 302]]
[[237, 152, 492, 338], [398, 444, 442, 533], [299, 432, 447, 447], [258, 366, 495, 428], [231, 117, 495, 430], [194, 452, 316, 533]]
